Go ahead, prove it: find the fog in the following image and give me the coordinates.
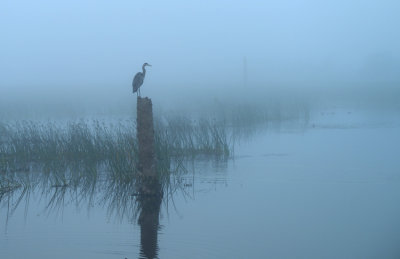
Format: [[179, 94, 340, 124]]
[[2, 2, 400, 258], [1, 0, 400, 117]]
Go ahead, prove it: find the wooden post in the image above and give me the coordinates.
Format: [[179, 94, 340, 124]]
[[136, 96, 162, 259], [137, 97, 156, 178]]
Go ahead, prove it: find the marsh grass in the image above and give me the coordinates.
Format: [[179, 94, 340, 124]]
[[0, 114, 235, 219], [0, 114, 232, 175], [0, 102, 311, 178], [0, 106, 311, 223]]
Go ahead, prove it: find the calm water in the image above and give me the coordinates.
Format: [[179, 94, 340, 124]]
[[1, 109, 400, 258]]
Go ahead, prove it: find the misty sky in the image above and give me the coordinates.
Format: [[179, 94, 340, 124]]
[[1, 0, 400, 98]]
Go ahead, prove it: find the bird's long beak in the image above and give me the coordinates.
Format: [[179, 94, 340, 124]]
[[147, 64, 152, 67]]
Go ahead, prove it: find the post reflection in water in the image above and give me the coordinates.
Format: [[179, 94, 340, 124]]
[[137, 178, 163, 259]]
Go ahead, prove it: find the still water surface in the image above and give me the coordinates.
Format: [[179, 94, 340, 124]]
[[1, 109, 400, 258]]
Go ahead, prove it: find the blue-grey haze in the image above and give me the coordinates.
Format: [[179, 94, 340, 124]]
[[1, 0, 399, 114], [1, 1, 400, 258]]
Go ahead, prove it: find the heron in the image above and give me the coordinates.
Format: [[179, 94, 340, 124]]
[[132, 63, 151, 97]]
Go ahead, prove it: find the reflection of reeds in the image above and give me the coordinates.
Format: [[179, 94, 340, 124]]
[[0, 179, 21, 196]]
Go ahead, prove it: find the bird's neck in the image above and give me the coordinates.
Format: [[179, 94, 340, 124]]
[[142, 65, 146, 76]]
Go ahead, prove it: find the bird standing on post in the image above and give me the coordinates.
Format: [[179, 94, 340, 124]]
[[132, 63, 151, 97]]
